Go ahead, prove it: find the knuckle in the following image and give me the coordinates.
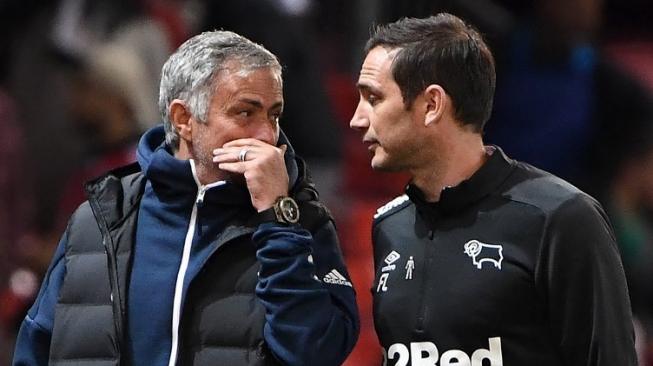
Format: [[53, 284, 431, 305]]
[[245, 169, 260, 180]]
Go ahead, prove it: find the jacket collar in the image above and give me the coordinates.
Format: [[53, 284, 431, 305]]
[[406, 146, 516, 221]]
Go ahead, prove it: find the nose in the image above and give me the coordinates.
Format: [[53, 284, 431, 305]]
[[349, 101, 369, 131], [253, 119, 279, 145]]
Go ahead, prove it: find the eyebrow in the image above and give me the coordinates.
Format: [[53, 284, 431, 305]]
[[238, 98, 283, 111], [356, 82, 382, 96]]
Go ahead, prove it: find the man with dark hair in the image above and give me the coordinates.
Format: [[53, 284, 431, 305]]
[[350, 13, 637, 365], [13, 30, 359, 366]]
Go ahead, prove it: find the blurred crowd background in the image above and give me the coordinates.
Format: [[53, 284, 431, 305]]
[[1, 0, 652, 364]]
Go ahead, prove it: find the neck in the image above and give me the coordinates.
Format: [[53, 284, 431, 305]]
[[192, 163, 230, 186], [175, 144, 229, 186], [411, 132, 487, 202]]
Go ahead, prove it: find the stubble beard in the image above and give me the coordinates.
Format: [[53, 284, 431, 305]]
[[190, 128, 226, 184], [372, 152, 408, 172], [371, 142, 418, 173], [192, 140, 248, 186]]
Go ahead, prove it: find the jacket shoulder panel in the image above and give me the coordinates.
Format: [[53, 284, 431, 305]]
[[373, 194, 411, 224], [500, 162, 590, 214], [65, 201, 103, 254], [85, 163, 145, 231]]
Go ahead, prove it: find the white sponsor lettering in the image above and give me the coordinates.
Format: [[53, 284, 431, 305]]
[[375, 195, 409, 219], [471, 338, 502, 365], [410, 342, 439, 366], [384, 338, 502, 366], [387, 343, 409, 366], [441, 349, 470, 366]]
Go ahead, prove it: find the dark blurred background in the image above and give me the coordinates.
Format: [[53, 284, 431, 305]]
[[1, 0, 652, 364]]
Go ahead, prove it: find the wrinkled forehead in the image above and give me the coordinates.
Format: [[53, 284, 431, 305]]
[[233, 64, 283, 81], [216, 59, 282, 83], [358, 46, 400, 87], [211, 64, 284, 107]]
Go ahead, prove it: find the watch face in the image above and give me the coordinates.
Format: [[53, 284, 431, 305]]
[[278, 197, 300, 223]]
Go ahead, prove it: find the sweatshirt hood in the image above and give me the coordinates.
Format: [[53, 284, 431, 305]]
[[137, 124, 195, 194]]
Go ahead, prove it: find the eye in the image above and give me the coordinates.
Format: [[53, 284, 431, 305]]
[[238, 110, 253, 118], [367, 94, 381, 106], [270, 112, 282, 124]]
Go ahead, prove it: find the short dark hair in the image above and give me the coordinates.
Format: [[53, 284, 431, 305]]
[[365, 13, 496, 132]]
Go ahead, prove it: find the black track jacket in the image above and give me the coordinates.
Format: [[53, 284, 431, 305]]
[[371, 146, 636, 366]]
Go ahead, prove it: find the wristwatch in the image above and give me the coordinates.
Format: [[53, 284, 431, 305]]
[[258, 196, 300, 224]]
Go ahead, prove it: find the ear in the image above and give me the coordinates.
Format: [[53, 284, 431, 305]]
[[170, 99, 193, 143], [423, 84, 446, 127]]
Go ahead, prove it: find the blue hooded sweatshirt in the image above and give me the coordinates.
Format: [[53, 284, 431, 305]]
[[13, 125, 359, 366]]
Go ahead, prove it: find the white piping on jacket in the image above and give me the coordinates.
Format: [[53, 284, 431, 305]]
[[168, 160, 226, 366]]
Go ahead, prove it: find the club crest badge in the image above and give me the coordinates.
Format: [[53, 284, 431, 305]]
[[464, 240, 503, 270]]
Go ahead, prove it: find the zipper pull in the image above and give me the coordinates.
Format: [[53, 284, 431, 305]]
[[196, 186, 207, 206]]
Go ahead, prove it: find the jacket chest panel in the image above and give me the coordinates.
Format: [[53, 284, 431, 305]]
[[372, 204, 546, 348], [182, 238, 264, 348]]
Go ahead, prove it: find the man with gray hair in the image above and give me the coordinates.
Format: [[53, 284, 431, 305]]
[[13, 30, 359, 366]]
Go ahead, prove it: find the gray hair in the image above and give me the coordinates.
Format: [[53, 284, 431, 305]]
[[158, 30, 282, 149]]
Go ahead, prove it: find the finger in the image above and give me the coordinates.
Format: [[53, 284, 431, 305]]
[[212, 147, 260, 163], [213, 146, 261, 158], [222, 138, 271, 148], [280, 144, 288, 154], [212, 146, 245, 156], [217, 162, 248, 174], [213, 153, 241, 163]]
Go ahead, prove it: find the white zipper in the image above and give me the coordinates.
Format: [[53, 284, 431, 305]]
[[168, 160, 226, 366]]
